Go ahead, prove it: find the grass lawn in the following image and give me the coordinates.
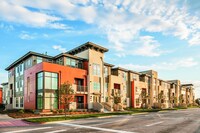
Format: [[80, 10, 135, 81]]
[[25, 107, 198, 123], [24, 112, 133, 123]]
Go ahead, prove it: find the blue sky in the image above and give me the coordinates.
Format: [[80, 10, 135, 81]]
[[0, 0, 200, 98]]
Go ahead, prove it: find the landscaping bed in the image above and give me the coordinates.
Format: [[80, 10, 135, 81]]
[[0, 109, 100, 118], [24, 112, 133, 123]]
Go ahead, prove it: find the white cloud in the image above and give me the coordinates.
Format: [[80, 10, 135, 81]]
[[53, 45, 67, 53], [132, 36, 164, 57], [1, 0, 200, 52], [19, 32, 35, 40], [188, 32, 200, 46], [0, 23, 14, 31], [118, 57, 198, 71], [0, 0, 68, 29]]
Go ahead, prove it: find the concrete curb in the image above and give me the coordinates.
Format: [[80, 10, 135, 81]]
[[44, 120, 73, 124], [131, 112, 149, 115]]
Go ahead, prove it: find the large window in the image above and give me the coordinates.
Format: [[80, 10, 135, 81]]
[[66, 57, 83, 68], [20, 97, 23, 107], [44, 93, 58, 109], [104, 83, 108, 92], [66, 58, 76, 67], [56, 57, 63, 65], [122, 72, 127, 81], [93, 64, 100, 76], [36, 72, 58, 109], [37, 92, 43, 109], [93, 82, 100, 91], [36, 57, 43, 64], [104, 66, 108, 77], [44, 72, 58, 90], [16, 97, 19, 107], [37, 72, 43, 90]]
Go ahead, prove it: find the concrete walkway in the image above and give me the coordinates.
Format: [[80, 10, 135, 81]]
[[0, 114, 35, 127]]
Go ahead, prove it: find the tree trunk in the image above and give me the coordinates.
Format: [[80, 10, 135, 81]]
[[65, 104, 66, 120]]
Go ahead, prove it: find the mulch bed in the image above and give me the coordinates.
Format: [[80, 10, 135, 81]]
[[5, 111, 99, 118]]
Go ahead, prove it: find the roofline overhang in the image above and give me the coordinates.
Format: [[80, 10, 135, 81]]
[[5, 51, 53, 71], [67, 42, 108, 55], [54, 53, 88, 61]]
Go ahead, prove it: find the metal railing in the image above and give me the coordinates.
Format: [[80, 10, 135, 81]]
[[76, 85, 88, 92], [77, 103, 87, 109]]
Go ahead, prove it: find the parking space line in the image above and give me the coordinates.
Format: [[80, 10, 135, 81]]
[[146, 121, 164, 127], [44, 129, 67, 133], [2, 127, 52, 133], [59, 122, 136, 133]]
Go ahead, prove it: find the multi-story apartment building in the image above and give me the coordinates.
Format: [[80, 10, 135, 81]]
[[181, 84, 195, 105], [4, 42, 195, 112], [1, 82, 11, 108]]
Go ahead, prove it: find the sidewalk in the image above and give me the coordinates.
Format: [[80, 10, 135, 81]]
[[0, 114, 36, 127]]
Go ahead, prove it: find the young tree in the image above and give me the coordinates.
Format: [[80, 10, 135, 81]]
[[59, 82, 74, 119], [170, 96, 177, 107], [156, 91, 166, 108], [111, 91, 121, 104], [195, 98, 200, 105], [179, 94, 184, 104], [139, 90, 149, 108]]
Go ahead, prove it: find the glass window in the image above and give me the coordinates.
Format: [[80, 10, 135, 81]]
[[104, 83, 108, 92], [52, 73, 58, 78], [122, 72, 127, 81], [93, 82, 100, 91], [37, 72, 43, 90], [71, 59, 76, 67], [36, 57, 43, 64], [66, 58, 71, 66], [36, 72, 58, 110], [93, 64, 100, 76], [52, 78, 58, 90], [20, 97, 23, 107], [16, 97, 19, 107], [38, 72, 43, 77], [37, 93, 43, 109], [104, 66, 108, 77], [45, 77, 51, 89], [45, 72, 52, 77]]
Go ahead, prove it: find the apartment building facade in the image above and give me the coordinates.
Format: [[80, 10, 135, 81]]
[[4, 42, 195, 111]]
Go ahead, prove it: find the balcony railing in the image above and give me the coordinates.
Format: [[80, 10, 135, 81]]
[[72, 84, 88, 93]]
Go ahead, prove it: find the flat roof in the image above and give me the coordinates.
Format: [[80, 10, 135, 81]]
[[112, 67, 129, 72], [67, 42, 108, 55], [6, 51, 53, 70], [104, 62, 114, 67], [181, 84, 194, 86], [128, 70, 140, 75], [1, 82, 8, 86]]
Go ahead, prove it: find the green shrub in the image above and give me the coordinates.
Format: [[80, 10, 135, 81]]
[[58, 109, 64, 113], [18, 109, 24, 114]]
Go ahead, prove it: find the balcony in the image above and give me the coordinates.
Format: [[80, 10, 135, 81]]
[[72, 84, 88, 94]]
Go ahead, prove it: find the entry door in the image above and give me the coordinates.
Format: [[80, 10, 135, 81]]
[[77, 96, 84, 109], [77, 96, 84, 103], [93, 96, 100, 103]]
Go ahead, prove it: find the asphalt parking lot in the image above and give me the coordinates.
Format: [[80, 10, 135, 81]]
[[0, 108, 200, 133]]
